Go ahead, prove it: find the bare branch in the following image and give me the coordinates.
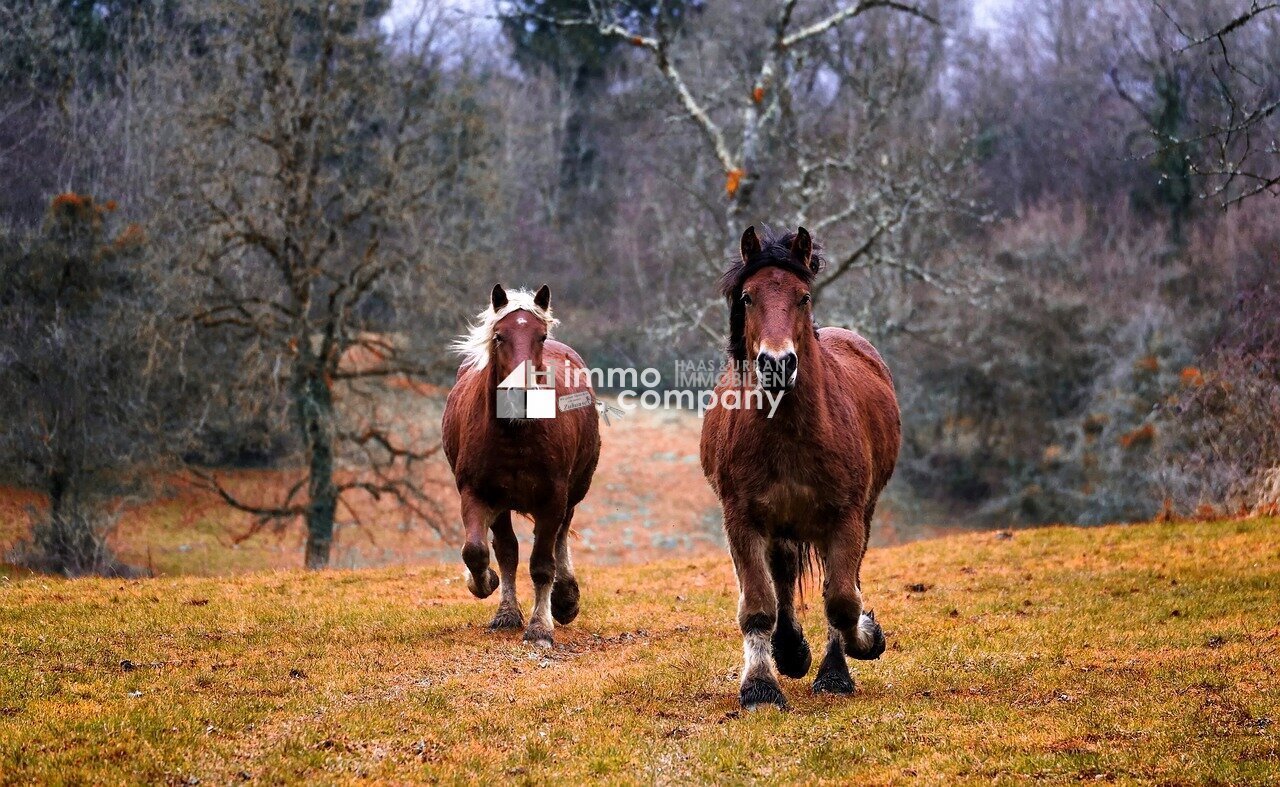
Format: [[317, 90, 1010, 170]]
[[186, 468, 306, 522], [782, 0, 938, 48]]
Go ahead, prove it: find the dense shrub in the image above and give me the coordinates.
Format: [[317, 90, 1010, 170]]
[[0, 193, 176, 575], [896, 201, 1277, 525]]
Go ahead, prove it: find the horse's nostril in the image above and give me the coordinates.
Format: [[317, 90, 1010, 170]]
[[755, 350, 797, 389], [780, 352, 798, 387]]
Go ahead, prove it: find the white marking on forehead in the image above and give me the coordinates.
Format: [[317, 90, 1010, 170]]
[[451, 290, 559, 371], [516, 317, 527, 325]]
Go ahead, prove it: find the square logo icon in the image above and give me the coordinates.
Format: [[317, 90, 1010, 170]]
[[495, 360, 557, 421], [525, 388, 557, 419], [496, 387, 527, 419]]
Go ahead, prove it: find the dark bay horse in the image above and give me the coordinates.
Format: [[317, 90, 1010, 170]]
[[700, 226, 901, 709], [442, 284, 600, 647]]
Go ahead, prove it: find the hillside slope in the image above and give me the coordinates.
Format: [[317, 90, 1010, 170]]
[[1, 518, 1277, 784]]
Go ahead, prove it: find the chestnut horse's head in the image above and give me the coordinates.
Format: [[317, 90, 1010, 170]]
[[721, 226, 822, 392], [454, 284, 558, 383]]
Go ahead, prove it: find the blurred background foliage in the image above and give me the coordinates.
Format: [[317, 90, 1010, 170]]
[[0, 0, 1277, 573]]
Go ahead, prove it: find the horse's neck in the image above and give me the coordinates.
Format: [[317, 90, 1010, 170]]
[[764, 336, 828, 430], [462, 359, 497, 426]]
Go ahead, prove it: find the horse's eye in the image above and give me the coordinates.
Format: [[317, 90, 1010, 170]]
[[493, 334, 504, 344], [799, 294, 811, 306], [538, 335, 547, 343], [742, 293, 753, 306]]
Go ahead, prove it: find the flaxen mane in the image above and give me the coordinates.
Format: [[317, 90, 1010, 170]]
[[451, 288, 560, 371]]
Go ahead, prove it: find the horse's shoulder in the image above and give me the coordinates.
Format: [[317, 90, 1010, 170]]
[[818, 326, 893, 387], [546, 339, 588, 370], [699, 383, 728, 485], [442, 364, 483, 455]]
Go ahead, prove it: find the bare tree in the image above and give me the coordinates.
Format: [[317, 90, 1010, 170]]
[[174, 0, 499, 569], [533, 0, 975, 339], [1148, 0, 1280, 206]]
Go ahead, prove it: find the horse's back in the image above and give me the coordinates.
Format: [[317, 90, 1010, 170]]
[[547, 339, 590, 383], [541, 340, 602, 501], [546, 339, 600, 443], [819, 327, 893, 387]]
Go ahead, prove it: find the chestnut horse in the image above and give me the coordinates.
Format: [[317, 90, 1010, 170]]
[[442, 284, 600, 647], [700, 226, 900, 709]]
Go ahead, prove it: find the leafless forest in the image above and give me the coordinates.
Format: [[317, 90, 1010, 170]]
[[1, 0, 1277, 574]]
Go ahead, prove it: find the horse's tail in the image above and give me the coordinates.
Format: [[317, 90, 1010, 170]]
[[794, 540, 822, 606]]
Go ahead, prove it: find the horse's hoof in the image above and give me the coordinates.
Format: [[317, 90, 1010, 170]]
[[522, 627, 553, 649], [812, 670, 856, 695], [551, 579, 580, 625], [740, 678, 788, 711], [487, 606, 524, 631], [466, 568, 499, 599], [846, 611, 886, 660], [772, 628, 812, 679]]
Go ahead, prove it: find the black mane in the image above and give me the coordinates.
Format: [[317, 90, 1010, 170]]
[[719, 226, 824, 361]]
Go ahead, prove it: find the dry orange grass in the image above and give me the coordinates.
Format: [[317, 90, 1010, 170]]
[[0, 409, 728, 575], [1, 517, 1277, 783], [0, 407, 943, 577]]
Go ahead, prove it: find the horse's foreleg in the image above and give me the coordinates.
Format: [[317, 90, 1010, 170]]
[[460, 491, 499, 599], [522, 511, 561, 648], [769, 540, 811, 679], [820, 523, 885, 671], [814, 526, 861, 694], [727, 515, 786, 710], [812, 624, 855, 695], [551, 508, 580, 625], [487, 512, 523, 630]]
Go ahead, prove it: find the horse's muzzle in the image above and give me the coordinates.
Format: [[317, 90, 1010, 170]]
[[755, 350, 798, 393]]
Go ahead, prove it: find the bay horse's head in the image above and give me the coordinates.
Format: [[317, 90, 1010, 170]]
[[454, 284, 558, 383], [721, 226, 822, 393]]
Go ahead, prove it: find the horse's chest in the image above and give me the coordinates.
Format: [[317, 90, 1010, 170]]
[[731, 436, 849, 529], [463, 443, 560, 511], [754, 479, 821, 524]]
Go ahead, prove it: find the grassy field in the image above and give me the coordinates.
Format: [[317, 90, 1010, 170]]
[[1, 517, 1276, 784]]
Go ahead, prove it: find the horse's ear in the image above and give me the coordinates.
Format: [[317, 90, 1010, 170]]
[[791, 227, 816, 273], [740, 226, 761, 264], [534, 284, 551, 311], [491, 284, 508, 311]]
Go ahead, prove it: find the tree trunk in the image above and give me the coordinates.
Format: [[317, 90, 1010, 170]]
[[48, 468, 68, 522], [46, 468, 74, 568], [297, 368, 338, 570], [557, 62, 597, 219]]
